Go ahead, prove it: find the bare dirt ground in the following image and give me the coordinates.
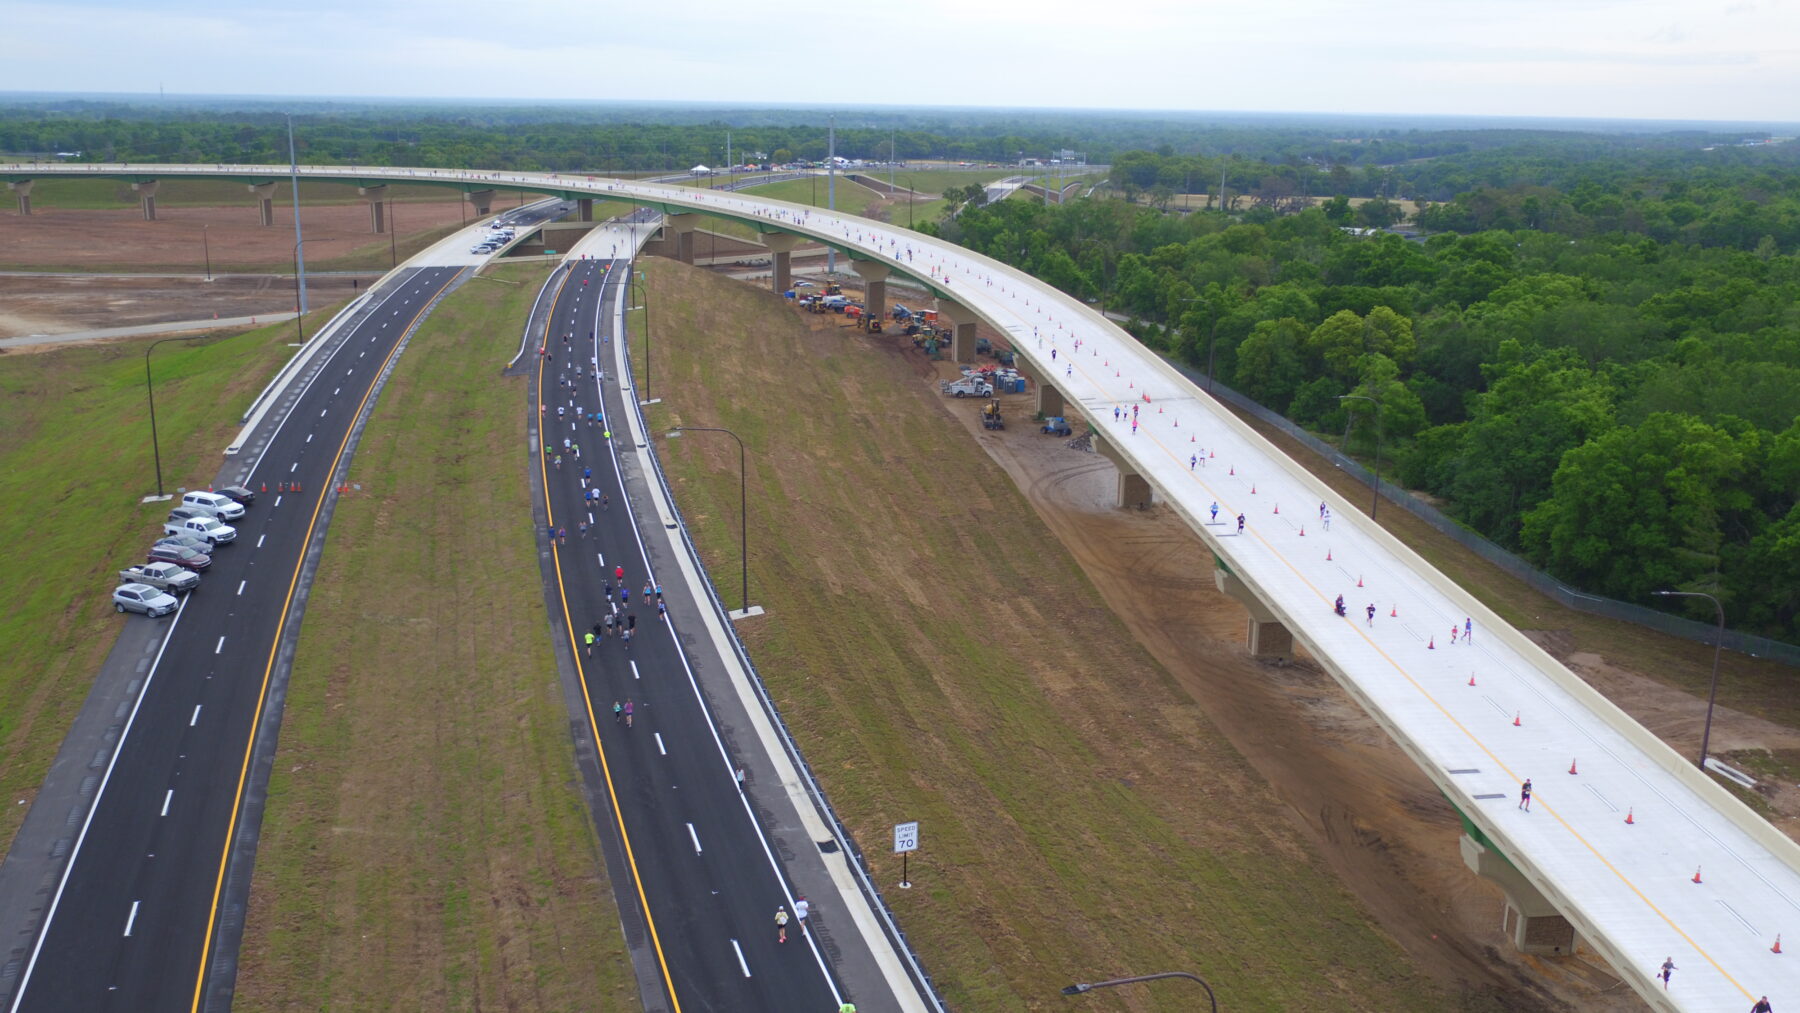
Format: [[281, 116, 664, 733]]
[[0, 273, 377, 339], [0, 199, 470, 272]]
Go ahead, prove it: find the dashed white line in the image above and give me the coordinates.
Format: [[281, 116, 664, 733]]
[[160, 790, 172, 816], [274, 495, 282, 507], [320, 409, 327, 417], [123, 901, 140, 937], [256, 534, 266, 548], [289, 462, 298, 473], [654, 732, 666, 755], [190, 705, 202, 726], [730, 938, 750, 977], [630, 660, 640, 680], [236, 580, 245, 596], [333, 387, 340, 396], [214, 637, 225, 655], [687, 822, 702, 855], [306, 434, 313, 443]]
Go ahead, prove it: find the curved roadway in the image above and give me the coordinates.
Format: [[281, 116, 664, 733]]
[[7, 162, 1800, 1012]]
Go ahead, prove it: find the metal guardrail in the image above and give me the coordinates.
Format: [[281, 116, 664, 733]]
[[1165, 357, 1800, 666], [612, 270, 952, 1012]]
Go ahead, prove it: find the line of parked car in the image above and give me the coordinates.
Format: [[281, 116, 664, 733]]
[[113, 486, 257, 618], [470, 220, 516, 256]]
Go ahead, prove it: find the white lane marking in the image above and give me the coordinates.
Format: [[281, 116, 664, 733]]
[[160, 790, 173, 816], [214, 637, 225, 655], [123, 901, 140, 937], [289, 462, 298, 473], [629, 660, 640, 680], [654, 732, 666, 755], [597, 553, 605, 567], [731, 938, 751, 978], [190, 705, 201, 726], [256, 535, 266, 548], [687, 823, 703, 854], [274, 495, 282, 507], [306, 434, 313, 443], [320, 409, 327, 417], [587, 512, 594, 524], [360, 351, 366, 357], [333, 387, 340, 396], [236, 580, 245, 596]]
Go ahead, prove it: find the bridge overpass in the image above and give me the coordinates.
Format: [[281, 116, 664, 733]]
[[7, 161, 1799, 1011]]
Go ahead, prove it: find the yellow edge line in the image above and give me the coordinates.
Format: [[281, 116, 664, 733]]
[[189, 271, 457, 1011], [538, 266, 685, 1012], [1075, 357, 1751, 999]]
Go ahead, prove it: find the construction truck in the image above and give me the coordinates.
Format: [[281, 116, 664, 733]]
[[1041, 416, 1072, 436], [981, 399, 1004, 430], [942, 375, 994, 398]]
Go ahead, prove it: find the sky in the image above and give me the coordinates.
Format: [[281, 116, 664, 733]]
[[5, 0, 1799, 123]]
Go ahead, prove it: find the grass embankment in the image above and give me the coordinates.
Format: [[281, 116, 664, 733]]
[[304, 220, 468, 274], [0, 321, 299, 847], [10, 178, 453, 211], [631, 259, 1450, 1011], [233, 263, 635, 1011]]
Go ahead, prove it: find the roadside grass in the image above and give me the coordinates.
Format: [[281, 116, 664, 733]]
[[0, 320, 301, 848], [6, 178, 454, 211], [232, 262, 636, 1011], [630, 259, 1451, 1011]]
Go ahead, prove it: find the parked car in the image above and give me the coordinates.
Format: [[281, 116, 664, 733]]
[[167, 505, 211, 524], [216, 485, 256, 506], [118, 561, 201, 595], [163, 516, 236, 546], [114, 583, 179, 617], [155, 531, 213, 555], [182, 490, 244, 520], [148, 542, 212, 571]]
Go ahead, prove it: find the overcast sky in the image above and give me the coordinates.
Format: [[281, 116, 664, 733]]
[[6, 0, 1798, 123]]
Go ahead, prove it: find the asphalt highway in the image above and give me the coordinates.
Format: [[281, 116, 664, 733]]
[[8, 266, 464, 1012], [535, 258, 846, 1009]]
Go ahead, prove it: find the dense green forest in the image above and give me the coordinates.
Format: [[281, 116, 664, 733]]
[[926, 180, 1800, 640]]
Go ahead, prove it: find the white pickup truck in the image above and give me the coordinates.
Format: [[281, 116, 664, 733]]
[[940, 375, 994, 398], [118, 561, 201, 595], [163, 515, 236, 546]]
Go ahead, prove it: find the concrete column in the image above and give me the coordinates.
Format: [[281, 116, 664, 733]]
[[1460, 835, 1578, 955], [466, 189, 499, 216], [248, 182, 277, 226], [1212, 566, 1294, 659], [938, 298, 980, 362], [759, 232, 804, 293], [665, 213, 701, 264], [577, 198, 594, 222], [358, 185, 388, 233], [1093, 432, 1156, 512], [8, 179, 31, 215], [1037, 381, 1066, 418], [850, 259, 890, 319], [132, 180, 159, 221]]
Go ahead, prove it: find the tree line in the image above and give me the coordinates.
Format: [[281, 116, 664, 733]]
[[926, 173, 1800, 640]]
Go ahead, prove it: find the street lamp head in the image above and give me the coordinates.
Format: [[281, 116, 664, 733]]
[[1060, 984, 1091, 995]]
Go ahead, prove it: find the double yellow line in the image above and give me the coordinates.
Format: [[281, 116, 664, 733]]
[[536, 263, 685, 1011]]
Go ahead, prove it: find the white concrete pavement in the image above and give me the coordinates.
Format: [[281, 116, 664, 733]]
[[10, 163, 1798, 1012]]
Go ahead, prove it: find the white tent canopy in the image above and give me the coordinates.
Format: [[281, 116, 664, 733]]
[[690, 164, 711, 174]]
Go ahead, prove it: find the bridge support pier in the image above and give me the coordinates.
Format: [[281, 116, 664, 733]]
[[248, 182, 277, 225], [358, 185, 388, 233], [132, 180, 159, 221], [465, 189, 499, 216], [8, 179, 31, 215], [1212, 565, 1294, 660], [665, 213, 700, 264], [577, 198, 594, 222], [1093, 432, 1156, 512], [850, 259, 890, 320], [1460, 834, 1579, 956], [939, 298, 979, 363], [759, 232, 803, 293], [1036, 378, 1065, 418]]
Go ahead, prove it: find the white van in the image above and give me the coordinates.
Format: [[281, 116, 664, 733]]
[[182, 490, 245, 520]]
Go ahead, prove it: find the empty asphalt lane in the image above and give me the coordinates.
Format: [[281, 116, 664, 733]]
[[10, 267, 462, 1013]]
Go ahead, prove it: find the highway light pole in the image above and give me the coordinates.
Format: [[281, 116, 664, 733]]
[[144, 335, 200, 501], [388, 201, 398, 268], [1337, 393, 1383, 521], [667, 427, 752, 617], [1061, 971, 1217, 1011], [286, 113, 308, 317], [1654, 590, 1727, 770], [292, 239, 307, 345], [201, 223, 212, 282]]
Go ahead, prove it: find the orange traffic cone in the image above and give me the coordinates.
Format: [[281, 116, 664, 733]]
[[1390, 605, 1397, 617], [1773, 934, 1782, 954], [1569, 758, 1579, 775], [1230, 466, 1235, 475], [260, 483, 266, 493], [1513, 712, 1522, 726], [294, 482, 302, 493], [1693, 866, 1703, 884], [1209, 450, 1215, 458], [1356, 575, 1363, 586], [1428, 636, 1435, 649], [1299, 525, 1305, 536], [1468, 673, 1477, 686], [1625, 808, 1635, 824], [1326, 548, 1332, 561]]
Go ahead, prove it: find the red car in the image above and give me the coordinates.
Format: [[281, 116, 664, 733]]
[[148, 543, 212, 572]]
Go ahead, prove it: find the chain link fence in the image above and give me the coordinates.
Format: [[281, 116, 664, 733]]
[[1160, 356, 1800, 667]]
